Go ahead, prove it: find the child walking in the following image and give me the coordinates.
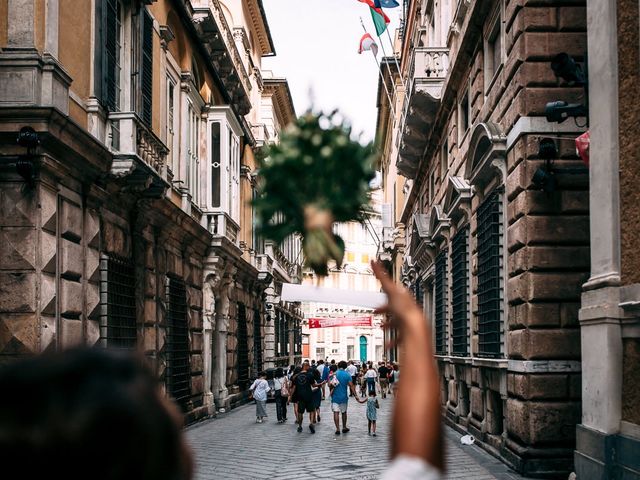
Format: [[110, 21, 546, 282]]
[[249, 371, 271, 423], [366, 390, 379, 436]]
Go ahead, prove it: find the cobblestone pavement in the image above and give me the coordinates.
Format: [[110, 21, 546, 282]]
[[186, 395, 528, 480]]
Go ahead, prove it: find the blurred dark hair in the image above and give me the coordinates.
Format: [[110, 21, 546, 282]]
[[275, 367, 284, 378], [0, 348, 192, 480], [338, 360, 348, 369], [312, 368, 321, 381], [329, 365, 338, 373]]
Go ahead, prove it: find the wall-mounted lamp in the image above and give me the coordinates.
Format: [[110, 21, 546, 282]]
[[16, 126, 39, 187]]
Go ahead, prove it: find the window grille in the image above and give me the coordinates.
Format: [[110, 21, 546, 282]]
[[451, 227, 470, 356], [294, 319, 302, 355], [252, 309, 263, 375], [237, 303, 249, 389], [166, 275, 191, 410], [100, 253, 137, 349], [477, 189, 504, 357], [435, 251, 448, 355]]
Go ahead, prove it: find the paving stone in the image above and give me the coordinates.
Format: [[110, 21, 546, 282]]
[[185, 396, 531, 480]]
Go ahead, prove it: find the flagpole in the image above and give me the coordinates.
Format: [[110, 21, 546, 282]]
[[384, 27, 405, 87], [360, 17, 396, 119], [360, 16, 397, 92]]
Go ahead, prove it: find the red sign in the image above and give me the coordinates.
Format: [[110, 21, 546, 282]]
[[308, 316, 373, 328]]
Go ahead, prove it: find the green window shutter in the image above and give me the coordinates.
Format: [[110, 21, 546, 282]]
[[141, 8, 153, 126]]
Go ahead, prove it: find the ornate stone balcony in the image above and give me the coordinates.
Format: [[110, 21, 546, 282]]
[[188, 0, 252, 115], [397, 47, 449, 179], [206, 211, 240, 246], [108, 111, 169, 197], [254, 253, 274, 286], [250, 123, 271, 146]]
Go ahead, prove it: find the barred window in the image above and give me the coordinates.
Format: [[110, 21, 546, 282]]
[[166, 276, 191, 410], [252, 309, 263, 376], [100, 254, 137, 349], [237, 303, 249, 389], [477, 189, 504, 357], [451, 227, 470, 356], [435, 251, 448, 355]]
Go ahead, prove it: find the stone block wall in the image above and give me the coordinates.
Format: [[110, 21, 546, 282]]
[[408, 0, 588, 476]]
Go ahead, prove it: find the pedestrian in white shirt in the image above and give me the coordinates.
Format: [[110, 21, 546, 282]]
[[364, 366, 378, 395], [249, 372, 271, 423], [346, 361, 358, 396]]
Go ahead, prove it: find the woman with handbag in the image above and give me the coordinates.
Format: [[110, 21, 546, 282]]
[[274, 368, 289, 423]]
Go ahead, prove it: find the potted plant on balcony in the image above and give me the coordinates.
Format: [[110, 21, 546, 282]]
[[254, 111, 376, 276]]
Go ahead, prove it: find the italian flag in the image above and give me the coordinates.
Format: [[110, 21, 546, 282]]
[[358, 0, 391, 36]]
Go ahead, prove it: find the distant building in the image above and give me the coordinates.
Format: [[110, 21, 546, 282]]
[[302, 190, 385, 364]]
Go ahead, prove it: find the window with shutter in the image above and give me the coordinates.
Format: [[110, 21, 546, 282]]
[[102, 0, 121, 112], [435, 251, 448, 355], [141, 8, 153, 126], [451, 226, 470, 356], [477, 189, 504, 357]]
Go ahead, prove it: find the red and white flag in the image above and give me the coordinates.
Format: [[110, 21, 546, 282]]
[[358, 33, 379, 57]]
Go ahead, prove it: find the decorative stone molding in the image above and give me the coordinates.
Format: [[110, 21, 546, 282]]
[[465, 122, 507, 189], [443, 176, 473, 224]]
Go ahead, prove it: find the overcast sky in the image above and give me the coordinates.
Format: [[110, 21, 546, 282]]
[[262, 0, 402, 143]]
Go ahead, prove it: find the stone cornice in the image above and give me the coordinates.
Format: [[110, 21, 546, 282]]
[[246, 0, 276, 57], [263, 78, 296, 126], [0, 107, 112, 178]]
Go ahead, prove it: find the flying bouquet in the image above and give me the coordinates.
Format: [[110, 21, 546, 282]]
[[254, 111, 376, 276]]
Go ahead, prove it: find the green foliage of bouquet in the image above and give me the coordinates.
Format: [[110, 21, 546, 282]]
[[253, 111, 376, 276]]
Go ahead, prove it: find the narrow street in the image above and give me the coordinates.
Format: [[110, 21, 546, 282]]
[[186, 396, 527, 480]]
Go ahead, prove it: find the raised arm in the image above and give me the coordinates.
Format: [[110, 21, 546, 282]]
[[372, 261, 442, 470]]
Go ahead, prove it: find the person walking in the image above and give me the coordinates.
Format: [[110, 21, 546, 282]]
[[346, 361, 358, 396], [378, 362, 389, 399], [249, 372, 270, 423], [311, 368, 324, 423], [320, 359, 330, 399], [273, 368, 289, 423], [366, 390, 380, 436], [288, 361, 319, 433], [329, 360, 364, 435], [365, 364, 378, 395], [391, 364, 400, 398], [316, 360, 327, 400], [289, 366, 302, 421]]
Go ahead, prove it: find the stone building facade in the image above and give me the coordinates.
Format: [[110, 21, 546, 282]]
[[575, 1, 640, 478], [376, 0, 590, 476], [0, 0, 301, 422]]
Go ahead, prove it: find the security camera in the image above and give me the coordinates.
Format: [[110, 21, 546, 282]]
[[17, 126, 40, 149], [551, 53, 586, 86], [545, 101, 587, 124], [538, 138, 558, 160], [532, 166, 556, 193]]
